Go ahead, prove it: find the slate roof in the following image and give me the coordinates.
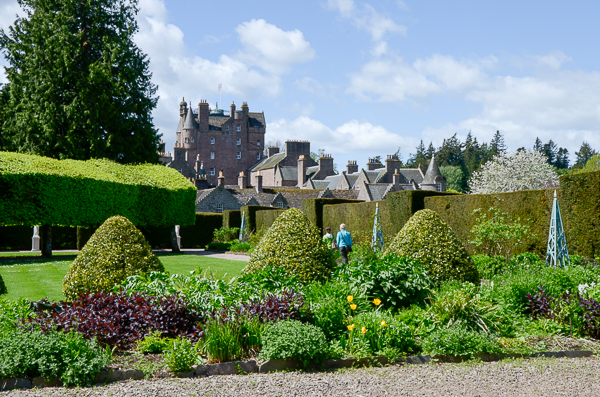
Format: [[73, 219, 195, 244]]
[[208, 117, 229, 131], [345, 173, 360, 189], [322, 174, 342, 190], [251, 152, 286, 171], [176, 119, 181, 133], [399, 169, 424, 184], [183, 107, 197, 130], [365, 184, 393, 201], [311, 180, 331, 189], [248, 112, 265, 128], [330, 189, 360, 200], [280, 166, 298, 181], [364, 169, 385, 183], [422, 155, 442, 184], [306, 165, 319, 179]]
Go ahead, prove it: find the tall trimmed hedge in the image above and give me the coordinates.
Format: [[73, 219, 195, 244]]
[[322, 191, 451, 241], [255, 208, 286, 231], [240, 206, 283, 234], [0, 152, 197, 227], [424, 189, 554, 256], [222, 210, 241, 230], [302, 198, 362, 233]]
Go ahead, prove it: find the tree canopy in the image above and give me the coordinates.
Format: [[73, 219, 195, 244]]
[[0, 0, 159, 164]]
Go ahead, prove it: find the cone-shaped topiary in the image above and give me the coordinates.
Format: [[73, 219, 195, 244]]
[[244, 208, 334, 282], [63, 215, 164, 301], [386, 209, 479, 285], [0, 274, 6, 295]]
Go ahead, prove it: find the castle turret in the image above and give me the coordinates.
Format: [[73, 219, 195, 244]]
[[420, 154, 445, 192]]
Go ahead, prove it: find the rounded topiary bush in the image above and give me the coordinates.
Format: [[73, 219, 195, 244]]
[[386, 209, 479, 285], [62, 215, 164, 301], [243, 208, 334, 282]]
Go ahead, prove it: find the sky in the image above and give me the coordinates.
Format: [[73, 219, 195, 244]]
[[1, 0, 600, 169]]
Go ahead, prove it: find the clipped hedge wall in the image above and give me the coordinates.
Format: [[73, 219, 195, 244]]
[[180, 213, 223, 248], [0, 152, 197, 227], [425, 189, 556, 257], [240, 206, 283, 234], [560, 170, 600, 258], [255, 208, 286, 231], [302, 198, 363, 233], [322, 190, 451, 242], [222, 210, 241, 230]]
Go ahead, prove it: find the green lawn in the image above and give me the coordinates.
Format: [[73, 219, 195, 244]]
[[0, 253, 247, 302], [0, 251, 78, 258]]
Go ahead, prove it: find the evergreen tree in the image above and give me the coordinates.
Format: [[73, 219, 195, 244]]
[[533, 137, 544, 153], [436, 133, 463, 167], [489, 130, 506, 156], [406, 140, 427, 169], [0, 0, 159, 163], [463, 132, 483, 176], [555, 147, 569, 169], [426, 142, 435, 161], [542, 140, 558, 165], [574, 141, 597, 169]]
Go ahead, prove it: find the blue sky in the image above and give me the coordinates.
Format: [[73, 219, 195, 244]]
[[2, 0, 599, 169]]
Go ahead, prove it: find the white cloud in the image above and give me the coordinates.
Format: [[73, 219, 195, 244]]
[[534, 51, 572, 70], [267, 116, 416, 154], [236, 19, 315, 74], [327, 0, 405, 56]]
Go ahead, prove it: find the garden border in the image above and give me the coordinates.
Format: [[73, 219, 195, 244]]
[[0, 350, 593, 391]]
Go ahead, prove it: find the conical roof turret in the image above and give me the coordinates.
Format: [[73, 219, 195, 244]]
[[183, 105, 197, 130], [422, 154, 442, 184]]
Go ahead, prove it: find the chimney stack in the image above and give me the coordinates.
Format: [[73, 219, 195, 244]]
[[267, 146, 280, 157], [195, 154, 201, 173], [230, 101, 237, 119], [238, 171, 247, 189], [217, 170, 225, 187], [385, 154, 401, 176], [367, 157, 381, 171], [393, 169, 401, 188], [346, 160, 358, 174], [297, 155, 307, 187], [255, 171, 263, 193]]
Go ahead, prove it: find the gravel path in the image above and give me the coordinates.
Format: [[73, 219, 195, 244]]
[[5, 356, 600, 397]]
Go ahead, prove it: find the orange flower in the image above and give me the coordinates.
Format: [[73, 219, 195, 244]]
[[347, 295, 354, 303], [373, 298, 382, 306], [347, 324, 355, 331], [381, 320, 387, 327], [350, 304, 357, 310], [361, 327, 367, 334]]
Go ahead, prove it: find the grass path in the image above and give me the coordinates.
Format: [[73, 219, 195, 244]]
[[0, 253, 246, 302]]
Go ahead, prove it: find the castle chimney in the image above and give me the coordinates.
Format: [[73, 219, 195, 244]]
[[346, 160, 358, 174], [385, 154, 401, 176], [238, 171, 247, 189], [268, 146, 280, 157], [367, 157, 382, 171], [255, 171, 263, 193], [230, 101, 236, 119], [241, 102, 249, 121], [393, 169, 400, 188], [198, 100, 209, 131], [195, 154, 201, 173], [217, 170, 225, 187], [318, 153, 334, 177], [297, 155, 307, 187]]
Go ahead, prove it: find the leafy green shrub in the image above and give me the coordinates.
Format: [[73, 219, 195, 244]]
[[259, 320, 329, 365], [425, 282, 500, 334], [63, 215, 164, 300], [135, 331, 173, 354], [206, 242, 232, 251], [0, 329, 109, 386], [229, 241, 252, 252], [212, 227, 240, 243], [201, 320, 244, 363], [421, 323, 501, 357], [351, 311, 417, 356], [303, 281, 368, 341], [164, 338, 198, 373], [238, 266, 303, 295], [0, 275, 6, 295], [0, 299, 31, 332], [387, 209, 479, 285], [473, 254, 505, 279], [336, 253, 433, 310], [244, 208, 335, 283]]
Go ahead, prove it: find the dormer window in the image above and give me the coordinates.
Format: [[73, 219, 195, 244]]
[[236, 138, 241, 145], [236, 124, 241, 132], [210, 137, 215, 144], [436, 183, 442, 192], [216, 203, 223, 213]]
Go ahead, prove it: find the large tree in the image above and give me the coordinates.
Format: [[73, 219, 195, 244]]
[[574, 141, 597, 169], [0, 0, 159, 163]]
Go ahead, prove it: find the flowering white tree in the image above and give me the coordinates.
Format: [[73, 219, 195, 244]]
[[469, 150, 559, 194]]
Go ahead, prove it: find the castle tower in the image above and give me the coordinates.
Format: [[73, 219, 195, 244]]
[[420, 154, 445, 192]]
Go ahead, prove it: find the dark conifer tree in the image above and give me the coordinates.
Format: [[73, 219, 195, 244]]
[[0, 0, 160, 163], [574, 141, 597, 169], [489, 130, 506, 156]]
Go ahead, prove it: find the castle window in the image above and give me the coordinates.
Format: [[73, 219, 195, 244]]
[[216, 204, 223, 213], [237, 151, 242, 159], [256, 152, 261, 160], [191, 137, 195, 143], [210, 137, 215, 144], [184, 138, 189, 143], [226, 125, 229, 132], [257, 140, 261, 147], [236, 138, 241, 145], [236, 124, 241, 132], [210, 152, 215, 160], [436, 183, 442, 192], [209, 168, 215, 176]]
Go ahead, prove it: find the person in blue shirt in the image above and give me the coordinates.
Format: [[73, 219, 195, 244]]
[[336, 223, 353, 264]]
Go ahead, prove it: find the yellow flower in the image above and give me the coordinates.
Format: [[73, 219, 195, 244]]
[[381, 320, 387, 327], [373, 298, 382, 306], [347, 324, 355, 331], [350, 304, 357, 310], [347, 295, 354, 303], [361, 327, 367, 334]]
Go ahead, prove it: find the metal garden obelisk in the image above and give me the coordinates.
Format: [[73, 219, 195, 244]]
[[371, 203, 384, 252], [239, 212, 247, 242], [546, 190, 570, 268]]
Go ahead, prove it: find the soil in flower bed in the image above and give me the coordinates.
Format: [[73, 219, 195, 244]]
[[108, 353, 168, 378]]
